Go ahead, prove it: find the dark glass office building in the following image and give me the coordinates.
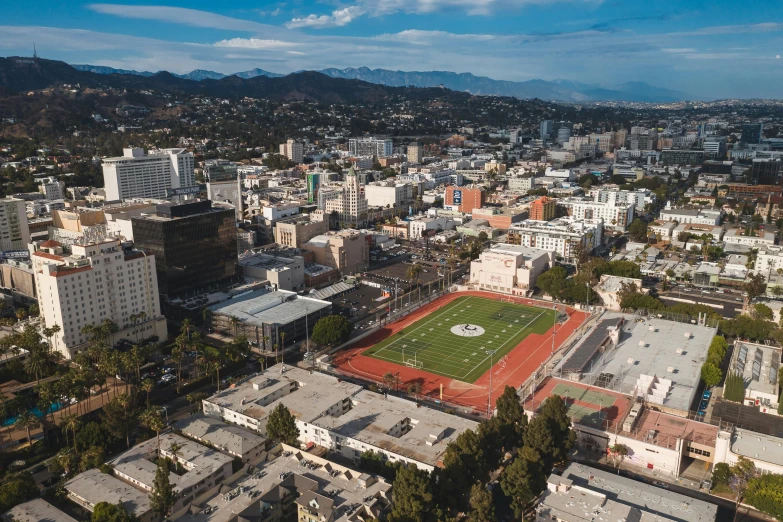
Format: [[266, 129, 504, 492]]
[[131, 200, 237, 297]]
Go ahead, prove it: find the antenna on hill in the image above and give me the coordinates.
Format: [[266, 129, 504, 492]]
[[33, 43, 38, 60]]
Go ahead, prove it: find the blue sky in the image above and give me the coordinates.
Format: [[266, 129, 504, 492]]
[[2, 1, 783, 98]]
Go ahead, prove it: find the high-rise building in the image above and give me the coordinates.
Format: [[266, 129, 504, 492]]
[[741, 123, 763, 145], [444, 186, 486, 214], [323, 168, 368, 226], [539, 120, 553, 140], [279, 139, 304, 163], [348, 137, 393, 158], [529, 196, 556, 221], [407, 142, 423, 164], [31, 238, 166, 359], [131, 200, 237, 297], [0, 197, 30, 251], [102, 148, 196, 201]]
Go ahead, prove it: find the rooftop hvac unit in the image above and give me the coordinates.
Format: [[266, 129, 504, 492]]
[[684, 332, 691, 339], [639, 341, 646, 347], [649, 326, 656, 331], [667, 366, 675, 373], [627, 358, 635, 364], [676, 348, 683, 355]]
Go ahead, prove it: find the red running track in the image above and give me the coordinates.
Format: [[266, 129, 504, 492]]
[[331, 290, 589, 413]]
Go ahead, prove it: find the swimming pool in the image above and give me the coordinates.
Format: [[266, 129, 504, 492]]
[[2, 402, 65, 427]]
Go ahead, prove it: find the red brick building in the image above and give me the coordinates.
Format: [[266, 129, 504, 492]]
[[445, 186, 486, 214]]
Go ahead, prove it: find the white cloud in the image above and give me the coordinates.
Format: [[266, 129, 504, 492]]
[[88, 3, 279, 33], [287, 51, 307, 55], [661, 48, 696, 53], [214, 38, 300, 49], [286, 0, 601, 28], [286, 6, 365, 28]]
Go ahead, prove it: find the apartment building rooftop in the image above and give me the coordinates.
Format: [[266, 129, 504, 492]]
[[313, 390, 477, 466], [173, 414, 267, 459], [2, 498, 78, 522], [64, 468, 152, 518], [109, 432, 233, 494], [205, 367, 363, 425], [180, 445, 391, 522]]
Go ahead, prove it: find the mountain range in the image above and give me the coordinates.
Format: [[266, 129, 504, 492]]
[[72, 64, 691, 103]]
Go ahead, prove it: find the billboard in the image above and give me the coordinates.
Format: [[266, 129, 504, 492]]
[[0, 250, 29, 260], [307, 173, 320, 203], [452, 189, 462, 205], [166, 185, 202, 197]]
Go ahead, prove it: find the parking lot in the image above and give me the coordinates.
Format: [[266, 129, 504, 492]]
[[331, 285, 388, 318]]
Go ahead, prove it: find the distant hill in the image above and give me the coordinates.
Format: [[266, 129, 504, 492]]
[[73, 64, 283, 81], [71, 63, 692, 102], [0, 57, 425, 104]]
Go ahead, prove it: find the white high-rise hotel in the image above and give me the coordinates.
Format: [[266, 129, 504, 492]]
[[31, 238, 167, 359], [323, 167, 368, 225], [102, 148, 196, 201]]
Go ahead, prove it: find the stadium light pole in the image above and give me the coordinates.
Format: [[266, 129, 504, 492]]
[[486, 349, 496, 419], [551, 304, 557, 355]]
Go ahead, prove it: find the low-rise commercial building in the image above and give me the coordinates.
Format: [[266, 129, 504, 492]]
[[536, 464, 717, 522], [302, 230, 369, 274], [659, 206, 722, 225], [469, 244, 553, 294], [207, 290, 332, 353], [723, 228, 776, 248], [238, 252, 306, 291], [274, 214, 329, 249]]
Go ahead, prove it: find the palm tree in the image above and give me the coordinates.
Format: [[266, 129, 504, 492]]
[[14, 411, 38, 447], [382, 372, 396, 392], [24, 351, 46, 384], [61, 413, 81, 453], [115, 393, 132, 448], [171, 347, 184, 394], [280, 333, 286, 363], [168, 442, 183, 467], [181, 318, 193, 339], [142, 379, 155, 407], [140, 408, 165, 455]]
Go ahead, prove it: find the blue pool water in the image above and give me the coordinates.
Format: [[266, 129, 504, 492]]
[[3, 402, 65, 427]]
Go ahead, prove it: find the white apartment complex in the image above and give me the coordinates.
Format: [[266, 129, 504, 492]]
[[38, 177, 66, 201], [591, 187, 655, 213], [348, 137, 393, 158], [203, 365, 477, 472], [31, 238, 166, 359], [364, 181, 412, 208], [557, 197, 634, 231], [279, 139, 304, 163], [0, 197, 30, 251], [659, 205, 722, 225], [508, 217, 603, 263], [102, 147, 196, 201]]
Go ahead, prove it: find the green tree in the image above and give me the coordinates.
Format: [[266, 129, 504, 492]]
[[628, 219, 649, 242], [500, 447, 545, 519], [311, 315, 353, 346], [494, 385, 527, 451], [467, 483, 496, 522], [266, 403, 300, 445], [80, 446, 106, 472], [150, 458, 175, 517], [388, 464, 435, 522], [0, 472, 38, 512], [700, 362, 723, 388], [526, 396, 576, 469], [745, 473, 783, 520], [91, 502, 135, 522], [723, 372, 746, 402], [743, 272, 767, 305], [77, 421, 113, 452], [712, 462, 732, 487], [753, 303, 774, 320], [536, 266, 568, 297], [140, 407, 165, 455]]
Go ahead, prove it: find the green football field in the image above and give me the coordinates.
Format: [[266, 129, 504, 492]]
[[364, 296, 558, 383]]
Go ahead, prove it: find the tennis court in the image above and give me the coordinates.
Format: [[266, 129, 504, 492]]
[[363, 295, 557, 383]]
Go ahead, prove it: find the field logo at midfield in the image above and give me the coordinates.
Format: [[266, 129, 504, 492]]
[[450, 324, 485, 337]]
